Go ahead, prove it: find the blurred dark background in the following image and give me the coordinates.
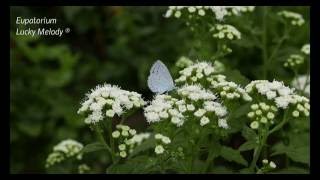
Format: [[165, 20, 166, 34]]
[[10, 6, 309, 173]]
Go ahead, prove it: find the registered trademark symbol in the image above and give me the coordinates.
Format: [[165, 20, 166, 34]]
[[65, 28, 70, 33]]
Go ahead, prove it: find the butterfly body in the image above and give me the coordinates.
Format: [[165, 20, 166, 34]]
[[147, 60, 175, 94]]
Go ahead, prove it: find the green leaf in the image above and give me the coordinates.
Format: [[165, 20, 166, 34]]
[[220, 146, 248, 166], [81, 142, 108, 154], [222, 69, 250, 86], [128, 136, 156, 158], [271, 142, 309, 165], [238, 140, 257, 151], [242, 125, 257, 141]]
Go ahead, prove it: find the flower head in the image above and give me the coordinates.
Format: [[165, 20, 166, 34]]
[[78, 84, 145, 125]]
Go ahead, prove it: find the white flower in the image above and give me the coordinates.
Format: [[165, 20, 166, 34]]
[[262, 159, 269, 164], [78, 84, 145, 124], [171, 117, 184, 126], [118, 144, 126, 151], [128, 133, 151, 145], [187, 104, 195, 111], [210, 24, 241, 40], [46, 139, 83, 167], [194, 109, 206, 117], [292, 110, 300, 117], [106, 109, 115, 118], [266, 91, 277, 100], [200, 116, 210, 126], [119, 151, 127, 158], [267, 112, 275, 120], [301, 44, 310, 55], [275, 96, 290, 109], [269, 161, 277, 168], [112, 131, 120, 138], [164, 6, 255, 21], [218, 118, 229, 129], [284, 54, 305, 68], [291, 75, 310, 97], [155, 145, 165, 154], [161, 137, 171, 144], [250, 121, 259, 129], [278, 10, 305, 26]]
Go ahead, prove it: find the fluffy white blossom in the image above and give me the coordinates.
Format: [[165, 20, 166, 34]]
[[246, 80, 310, 118], [269, 161, 277, 169], [210, 24, 241, 40], [128, 133, 151, 146], [155, 133, 171, 144], [301, 44, 310, 55], [291, 75, 310, 97], [208, 75, 252, 102], [155, 145, 165, 154], [78, 84, 145, 124], [278, 10, 305, 26], [46, 139, 83, 168], [165, 6, 255, 21], [145, 84, 228, 128], [175, 62, 215, 83], [144, 94, 183, 125]]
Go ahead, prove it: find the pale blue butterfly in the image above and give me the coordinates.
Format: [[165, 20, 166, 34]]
[[147, 60, 175, 94]]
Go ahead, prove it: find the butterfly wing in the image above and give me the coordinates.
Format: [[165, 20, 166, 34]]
[[147, 60, 175, 94]]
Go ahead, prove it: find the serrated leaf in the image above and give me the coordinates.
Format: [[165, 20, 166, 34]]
[[81, 142, 108, 154], [220, 146, 248, 166], [242, 125, 257, 141], [238, 140, 257, 151], [271, 142, 309, 165]]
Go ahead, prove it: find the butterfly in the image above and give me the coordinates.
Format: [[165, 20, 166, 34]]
[[147, 60, 175, 94]]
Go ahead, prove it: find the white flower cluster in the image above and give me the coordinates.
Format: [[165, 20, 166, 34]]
[[247, 102, 278, 129], [144, 94, 184, 125], [277, 10, 305, 26], [291, 75, 310, 97], [210, 24, 241, 40], [154, 133, 171, 154], [175, 56, 194, 69], [301, 44, 310, 55], [128, 132, 151, 146], [175, 62, 215, 84], [245, 80, 310, 118], [177, 85, 229, 128], [164, 6, 255, 21], [46, 139, 83, 168], [144, 84, 228, 128], [112, 124, 138, 158], [207, 75, 252, 102], [284, 54, 305, 68], [262, 159, 277, 169], [77, 84, 145, 124]]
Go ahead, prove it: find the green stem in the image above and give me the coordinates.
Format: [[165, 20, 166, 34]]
[[249, 131, 268, 171], [268, 111, 288, 135], [108, 121, 115, 156], [95, 125, 115, 163], [262, 7, 268, 79]]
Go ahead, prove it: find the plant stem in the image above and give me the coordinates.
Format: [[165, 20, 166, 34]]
[[95, 125, 115, 163], [262, 7, 268, 79], [249, 131, 268, 171], [268, 111, 288, 135]]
